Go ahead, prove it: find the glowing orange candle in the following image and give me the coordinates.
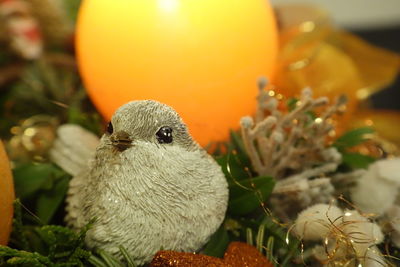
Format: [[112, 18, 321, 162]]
[[77, 0, 278, 146], [0, 141, 14, 245]]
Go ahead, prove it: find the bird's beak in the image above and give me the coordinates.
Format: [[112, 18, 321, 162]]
[[110, 131, 132, 152]]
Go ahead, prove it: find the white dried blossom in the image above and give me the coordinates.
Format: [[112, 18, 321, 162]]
[[387, 205, 400, 248], [302, 87, 312, 97], [240, 80, 344, 179], [363, 246, 386, 267], [387, 205, 400, 234], [294, 204, 343, 241], [351, 158, 400, 216], [314, 244, 386, 267], [295, 205, 385, 266], [264, 97, 278, 110], [340, 211, 385, 266], [241, 81, 348, 222], [374, 158, 400, 185], [271, 131, 284, 143], [321, 147, 342, 163], [240, 116, 254, 128], [342, 210, 384, 248], [310, 182, 335, 204]]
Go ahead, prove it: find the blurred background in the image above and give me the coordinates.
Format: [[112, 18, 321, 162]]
[[271, 0, 400, 110], [271, 0, 400, 30]]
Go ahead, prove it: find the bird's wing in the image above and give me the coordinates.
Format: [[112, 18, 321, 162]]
[[49, 124, 99, 176]]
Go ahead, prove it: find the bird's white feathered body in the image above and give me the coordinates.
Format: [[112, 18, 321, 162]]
[[65, 100, 229, 265]]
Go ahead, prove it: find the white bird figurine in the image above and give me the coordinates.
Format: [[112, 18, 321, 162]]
[[65, 100, 229, 265]]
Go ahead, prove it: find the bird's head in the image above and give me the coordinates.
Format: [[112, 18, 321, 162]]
[[103, 100, 197, 152]]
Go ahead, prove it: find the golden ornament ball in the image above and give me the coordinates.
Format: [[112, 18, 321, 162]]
[[0, 140, 15, 245], [76, 0, 278, 146]]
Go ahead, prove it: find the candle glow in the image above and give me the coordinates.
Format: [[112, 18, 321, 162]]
[[76, 0, 278, 146]]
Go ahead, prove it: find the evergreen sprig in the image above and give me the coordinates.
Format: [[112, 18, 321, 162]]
[[88, 247, 137, 267], [1, 201, 92, 267]]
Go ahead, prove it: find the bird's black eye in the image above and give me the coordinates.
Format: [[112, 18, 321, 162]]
[[156, 126, 173, 144], [106, 122, 113, 134]]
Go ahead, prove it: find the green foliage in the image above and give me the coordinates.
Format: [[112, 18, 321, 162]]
[[286, 98, 298, 111], [212, 132, 300, 265], [215, 152, 250, 182], [228, 131, 248, 157], [118, 246, 137, 267], [1, 59, 103, 138], [202, 226, 229, 258], [333, 127, 375, 150], [13, 163, 71, 225], [241, 217, 301, 267], [6, 60, 77, 116], [216, 135, 275, 215], [63, 0, 82, 23], [341, 152, 375, 169], [1, 201, 92, 266], [67, 103, 103, 136], [36, 177, 70, 225], [4, 200, 136, 267], [88, 247, 137, 267], [228, 176, 275, 215], [333, 127, 376, 169], [216, 131, 254, 179]]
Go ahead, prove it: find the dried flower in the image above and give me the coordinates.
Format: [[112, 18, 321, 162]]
[[386, 205, 400, 248], [241, 79, 346, 180], [351, 158, 400, 216], [342, 210, 384, 249], [294, 204, 386, 266], [240, 79, 346, 220], [293, 204, 343, 241]]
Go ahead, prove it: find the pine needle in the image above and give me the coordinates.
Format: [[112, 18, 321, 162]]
[[119, 246, 136, 267], [256, 224, 265, 253], [246, 228, 254, 246], [266, 236, 275, 267], [97, 250, 122, 267], [88, 255, 109, 267]]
